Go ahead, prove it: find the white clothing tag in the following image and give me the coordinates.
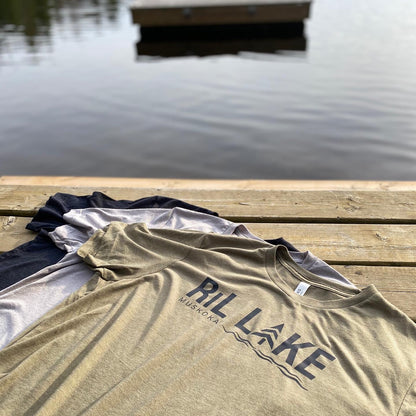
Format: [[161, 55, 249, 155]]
[[294, 282, 311, 296]]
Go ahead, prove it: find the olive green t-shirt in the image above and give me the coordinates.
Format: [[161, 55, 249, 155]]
[[0, 222, 415, 415]]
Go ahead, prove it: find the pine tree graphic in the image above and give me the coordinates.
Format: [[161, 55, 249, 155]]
[[250, 324, 284, 349]]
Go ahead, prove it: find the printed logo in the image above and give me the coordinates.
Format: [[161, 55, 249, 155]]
[[178, 296, 222, 325], [178, 277, 336, 390], [251, 324, 284, 348], [222, 325, 307, 390]]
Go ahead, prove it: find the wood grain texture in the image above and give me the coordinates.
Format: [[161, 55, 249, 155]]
[[333, 265, 416, 320], [1, 185, 416, 223], [247, 223, 416, 265], [0, 216, 36, 252], [3, 176, 416, 191]]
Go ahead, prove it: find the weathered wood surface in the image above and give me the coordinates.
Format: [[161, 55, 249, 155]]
[[0, 185, 416, 224], [0, 177, 415, 320], [1, 185, 416, 223], [2, 176, 416, 191], [130, 0, 311, 27]]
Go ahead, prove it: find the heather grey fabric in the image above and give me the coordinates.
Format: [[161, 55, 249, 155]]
[[58, 207, 353, 287]]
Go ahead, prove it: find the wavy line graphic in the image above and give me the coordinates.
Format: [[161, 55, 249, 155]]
[[223, 326, 307, 391], [234, 333, 305, 388], [230, 330, 303, 384]]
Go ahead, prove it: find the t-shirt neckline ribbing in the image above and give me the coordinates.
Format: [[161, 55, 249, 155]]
[[265, 245, 379, 310]]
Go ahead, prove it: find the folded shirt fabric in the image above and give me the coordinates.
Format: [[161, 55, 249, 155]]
[[0, 206, 353, 350], [0, 222, 414, 415], [56, 206, 353, 286], [0, 192, 219, 290]]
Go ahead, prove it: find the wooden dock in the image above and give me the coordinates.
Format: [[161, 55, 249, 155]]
[[0, 176, 415, 321], [130, 0, 312, 27]]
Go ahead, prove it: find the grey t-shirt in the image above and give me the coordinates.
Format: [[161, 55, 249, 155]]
[[57, 206, 353, 287]]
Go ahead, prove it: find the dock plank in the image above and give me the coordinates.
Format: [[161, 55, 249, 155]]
[[2, 177, 416, 191], [130, 0, 311, 27], [248, 223, 416, 266], [0, 216, 36, 252], [334, 265, 416, 320], [334, 265, 416, 291], [1, 185, 415, 223], [0, 177, 415, 321]]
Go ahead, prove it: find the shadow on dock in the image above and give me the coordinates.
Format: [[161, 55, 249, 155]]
[[135, 22, 307, 58]]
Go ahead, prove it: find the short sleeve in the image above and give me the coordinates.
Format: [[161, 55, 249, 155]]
[[398, 379, 416, 416], [77, 221, 197, 281]]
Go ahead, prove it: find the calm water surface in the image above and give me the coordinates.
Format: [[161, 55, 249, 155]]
[[0, 0, 415, 179]]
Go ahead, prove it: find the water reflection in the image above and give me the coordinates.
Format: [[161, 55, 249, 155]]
[[0, 0, 121, 57], [0, 0, 307, 61], [2, 0, 415, 181], [136, 22, 307, 58]]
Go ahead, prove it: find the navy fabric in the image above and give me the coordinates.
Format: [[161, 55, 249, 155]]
[[0, 235, 65, 291], [266, 237, 298, 251], [0, 193, 219, 291]]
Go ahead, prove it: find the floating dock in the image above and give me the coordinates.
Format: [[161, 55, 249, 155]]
[[130, 0, 312, 28], [1, 176, 415, 321]]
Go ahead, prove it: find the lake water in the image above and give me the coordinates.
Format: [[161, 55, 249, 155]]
[[0, 0, 415, 179]]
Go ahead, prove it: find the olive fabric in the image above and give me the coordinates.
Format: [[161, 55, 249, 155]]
[[0, 222, 414, 415]]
